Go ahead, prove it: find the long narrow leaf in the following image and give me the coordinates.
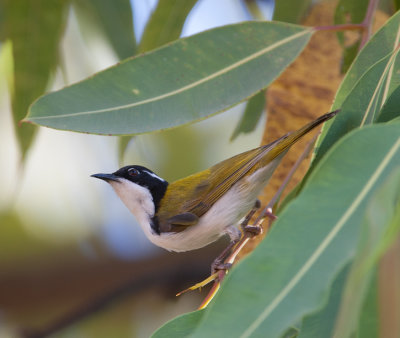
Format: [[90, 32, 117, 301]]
[[316, 50, 399, 159], [73, 0, 136, 60], [25, 22, 312, 135], [138, 0, 198, 53], [4, 0, 67, 158], [333, 169, 400, 337], [313, 10, 400, 166]]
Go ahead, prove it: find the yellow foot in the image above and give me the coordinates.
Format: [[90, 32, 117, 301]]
[[176, 272, 220, 296]]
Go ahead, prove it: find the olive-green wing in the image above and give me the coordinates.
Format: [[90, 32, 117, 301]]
[[156, 146, 271, 233]]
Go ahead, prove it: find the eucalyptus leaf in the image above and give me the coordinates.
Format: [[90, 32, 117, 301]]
[[4, 0, 68, 158], [333, 169, 400, 337], [357, 271, 379, 338], [152, 311, 204, 338], [297, 265, 350, 338], [377, 84, 400, 122], [314, 9, 400, 165], [332, 9, 400, 108], [273, 0, 312, 23], [334, 0, 369, 73], [230, 90, 265, 141], [119, 0, 197, 161], [26, 22, 313, 135], [138, 0, 198, 53], [316, 50, 399, 160], [73, 0, 136, 60], [153, 123, 400, 338]]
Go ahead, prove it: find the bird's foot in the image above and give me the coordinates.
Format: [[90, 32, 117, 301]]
[[242, 224, 263, 237], [176, 271, 220, 296], [211, 261, 233, 274]]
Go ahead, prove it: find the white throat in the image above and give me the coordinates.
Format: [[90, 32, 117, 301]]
[[109, 178, 156, 237]]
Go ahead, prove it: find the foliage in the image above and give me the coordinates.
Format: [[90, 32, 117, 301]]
[[1, 0, 400, 337]]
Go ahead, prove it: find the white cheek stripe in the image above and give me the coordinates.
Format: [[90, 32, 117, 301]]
[[144, 170, 165, 182]]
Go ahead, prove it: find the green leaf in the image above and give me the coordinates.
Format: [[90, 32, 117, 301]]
[[335, 0, 369, 29], [230, 90, 265, 141], [152, 311, 204, 338], [334, 0, 369, 73], [395, 0, 400, 11], [26, 22, 313, 135], [357, 271, 379, 338], [332, 10, 400, 109], [316, 50, 399, 161], [273, 0, 312, 23], [333, 168, 400, 337], [313, 9, 400, 166], [377, 84, 400, 122], [340, 40, 361, 74], [73, 0, 136, 60], [118, 0, 197, 161], [138, 0, 198, 53], [297, 265, 350, 338], [152, 122, 400, 338], [243, 0, 266, 21], [4, 0, 68, 158]]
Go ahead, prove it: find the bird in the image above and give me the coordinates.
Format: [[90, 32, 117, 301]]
[[92, 110, 338, 255]]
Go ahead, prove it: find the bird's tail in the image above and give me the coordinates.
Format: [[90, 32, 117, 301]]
[[267, 109, 339, 159]]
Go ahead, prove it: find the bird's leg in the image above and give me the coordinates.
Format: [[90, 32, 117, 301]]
[[212, 199, 262, 273], [211, 238, 239, 273], [177, 200, 262, 299]]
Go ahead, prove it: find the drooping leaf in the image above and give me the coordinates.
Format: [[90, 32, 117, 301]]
[[313, 10, 400, 166], [3, 0, 68, 159], [340, 40, 361, 74], [334, 0, 369, 72], [230, 89, 265, 141], [153, 123, 400, 338], [26, 22, 313, 135], [333, 168, 400, 337], [273, 0, 313, 23], [138, 0, 198, 53], [73, 0, 136, 60], [243, 0, 266, 21]]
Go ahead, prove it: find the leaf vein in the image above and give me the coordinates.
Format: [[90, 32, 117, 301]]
[[240, 136, 400, 338]]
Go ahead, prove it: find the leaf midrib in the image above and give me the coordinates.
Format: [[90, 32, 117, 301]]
[[29, 29, 312, 121], [240, 136, 400, 338]]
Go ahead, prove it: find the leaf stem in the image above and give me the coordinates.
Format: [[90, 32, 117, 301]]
[[314, 0, 378, 49], [360, 0, 380, 49], [313, 23, 365, 32]]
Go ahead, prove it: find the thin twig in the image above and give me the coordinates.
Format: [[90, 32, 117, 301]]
[[314, 0, 378, 50], [314, 23, 365, 32], [360, 0, 379, 49]]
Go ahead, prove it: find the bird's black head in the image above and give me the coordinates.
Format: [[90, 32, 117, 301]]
[[92, 165, 169, 211]]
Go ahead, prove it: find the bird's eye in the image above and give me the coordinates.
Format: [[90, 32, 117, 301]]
[[128, 168, 139, 176]]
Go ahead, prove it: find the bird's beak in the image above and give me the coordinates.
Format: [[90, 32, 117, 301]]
[[91, 173, 120, 182]]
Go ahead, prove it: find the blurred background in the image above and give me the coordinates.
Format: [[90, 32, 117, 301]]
[[0, 1, 273, 337]]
